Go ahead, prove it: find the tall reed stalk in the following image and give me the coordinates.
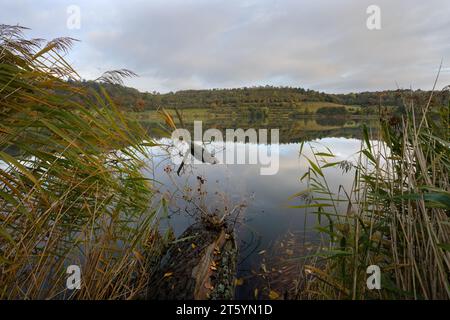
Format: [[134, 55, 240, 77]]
[[296, 89, 450, 299], [0, 25, 163, 299]]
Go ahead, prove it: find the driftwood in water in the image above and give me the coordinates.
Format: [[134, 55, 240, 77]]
[[147, 220, 237, 300]]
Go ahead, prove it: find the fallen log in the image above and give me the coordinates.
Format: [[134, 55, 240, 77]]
[[147, 220, 237, 300]]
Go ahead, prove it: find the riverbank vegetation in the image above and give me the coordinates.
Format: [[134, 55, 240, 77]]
[[295, 87, 450, 299], [0, 25, 166, 299]]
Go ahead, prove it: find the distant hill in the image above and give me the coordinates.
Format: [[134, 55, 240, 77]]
[[75, 81, 449, 114]]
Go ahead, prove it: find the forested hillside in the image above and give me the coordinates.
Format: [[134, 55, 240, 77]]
[[75, 80, 449, 114]]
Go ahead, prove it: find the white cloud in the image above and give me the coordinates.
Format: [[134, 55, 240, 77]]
[[2, 0, 449, 92]]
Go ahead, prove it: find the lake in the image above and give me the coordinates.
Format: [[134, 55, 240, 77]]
[[141, 115, 374, 299]]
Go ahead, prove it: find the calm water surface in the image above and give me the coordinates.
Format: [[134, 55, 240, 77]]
[[142, 116, 371, 298]]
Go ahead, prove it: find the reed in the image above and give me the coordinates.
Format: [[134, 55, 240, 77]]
[[294, 87, 450, 299], [0, 25, 163, 299]]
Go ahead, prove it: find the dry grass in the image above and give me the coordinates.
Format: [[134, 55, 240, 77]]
[[0, 25, 164, 299], [294, 87, 450, 299]]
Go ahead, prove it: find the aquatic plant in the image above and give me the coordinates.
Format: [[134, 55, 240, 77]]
[[0, 25, 163, 299], [294, 85, 450, 299]]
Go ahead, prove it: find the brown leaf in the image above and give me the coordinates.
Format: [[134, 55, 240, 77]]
[[269, 290, 280, 300]]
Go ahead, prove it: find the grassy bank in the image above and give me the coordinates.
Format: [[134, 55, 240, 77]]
[[295, 88, 450, 299]]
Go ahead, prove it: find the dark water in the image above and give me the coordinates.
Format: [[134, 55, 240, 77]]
[[141, 116, 372, 299]]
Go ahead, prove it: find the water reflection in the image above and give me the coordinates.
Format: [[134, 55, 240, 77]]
[[141, 116, 376, 143], [144, 131, 364, 298]]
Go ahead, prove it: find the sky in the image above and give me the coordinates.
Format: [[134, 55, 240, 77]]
[[2, 0, 450, 93]]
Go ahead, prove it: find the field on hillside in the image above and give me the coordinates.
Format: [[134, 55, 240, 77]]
[[130, 102, 364, 122]]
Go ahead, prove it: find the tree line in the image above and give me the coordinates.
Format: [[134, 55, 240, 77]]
[[74, 80, 449, 113]]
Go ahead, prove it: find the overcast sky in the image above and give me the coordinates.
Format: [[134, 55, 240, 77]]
[[2, 0, 450, 93]]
